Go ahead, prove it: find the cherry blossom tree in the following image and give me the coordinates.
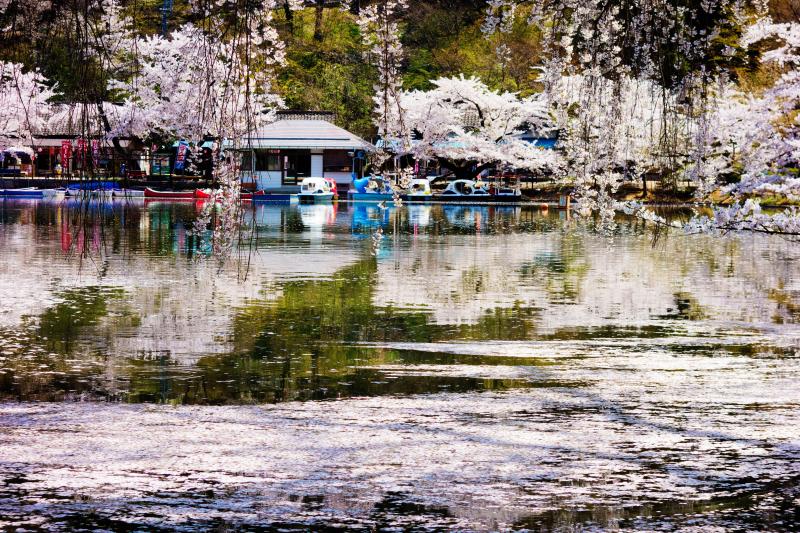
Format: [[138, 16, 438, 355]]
[[111, 4, 284, 142], [715, 18, 800, 200], [0, 62, 59, 149], [481, 0, 800, 236], [161, 1, 287, 262], [401, 75, 561, 179]]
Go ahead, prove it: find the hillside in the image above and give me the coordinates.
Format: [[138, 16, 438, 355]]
[[0, 0, 795, 143], [271, 1, 544, 139]]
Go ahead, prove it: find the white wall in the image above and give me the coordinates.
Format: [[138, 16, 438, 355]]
[[326, 171, 353, 188], [311, 154, 323, 177]]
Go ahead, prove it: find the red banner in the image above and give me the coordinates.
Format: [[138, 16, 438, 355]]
[[60, 140, 72, 169], [91, 140, 100, 168], [76, 138, 87, 169]]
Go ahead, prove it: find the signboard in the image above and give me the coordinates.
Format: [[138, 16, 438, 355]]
[[76, 138, 87, 168], [91, 140, 100, 168], [60, 140, 72, 169], [174, 140, 189, 171]]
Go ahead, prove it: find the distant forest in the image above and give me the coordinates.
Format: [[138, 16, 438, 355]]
[[0, 0, 797, 139]]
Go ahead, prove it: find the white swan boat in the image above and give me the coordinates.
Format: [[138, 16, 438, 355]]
[[298, 177, 335, 204], [437, 179, 524, 203]]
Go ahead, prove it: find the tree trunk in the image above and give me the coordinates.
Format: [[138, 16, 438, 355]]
[[437, 160, 489, 181], [97, 103, 138, 172], [313, 0, 324, 41], [283, 1, 294, 34], [435, 158, 496, 181]]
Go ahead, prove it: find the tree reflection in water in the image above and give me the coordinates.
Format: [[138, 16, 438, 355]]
[[0, 200, 798, 531]]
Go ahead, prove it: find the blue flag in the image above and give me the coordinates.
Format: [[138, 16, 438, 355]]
[[174, 141, 189, 171]]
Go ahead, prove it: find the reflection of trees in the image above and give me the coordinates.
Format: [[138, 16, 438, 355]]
[[0, 199, 202, 259], [199, 258, 543, 404], [0, 253, 548, 404], [38, 287, 128, 354], [662, 291, 707, 321], [768, 280, 800, 325], [4, 203, 800, 408], [0, 286, 136, 401], [518, 232, 589, 303]]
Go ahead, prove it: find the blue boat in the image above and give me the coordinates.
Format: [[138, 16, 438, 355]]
[[348, 176, 395, 202], [348, 191, 395, 202], [252, 192, 296, 203], [1, 188, 44, 198]]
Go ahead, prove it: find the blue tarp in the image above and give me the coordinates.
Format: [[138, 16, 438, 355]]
[[529, 138, 557, 149], [67, 181, 121, 191]]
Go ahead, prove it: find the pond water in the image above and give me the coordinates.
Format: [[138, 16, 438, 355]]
[[0, 199, 798, 531]]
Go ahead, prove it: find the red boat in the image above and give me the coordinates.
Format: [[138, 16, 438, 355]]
[[194, 189, 253, 201], [143, 187, 197, 200]]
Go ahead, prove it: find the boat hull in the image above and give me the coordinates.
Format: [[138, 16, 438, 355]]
[[298, 193, 334, 204], [434, 193, 526, 203], [41, 189, 65, 199], [1, 188, 44, 198], [112, 189, 145, 198], [404, 194, 433, 203], [253, 192, 295, 203], [67, 190, 117, 199], [143, 187, 196, 200], [194, 189, 255, 201], [347, 192, 395, 202]]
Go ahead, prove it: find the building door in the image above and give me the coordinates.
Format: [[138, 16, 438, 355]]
[[283, 150, 311, 185]]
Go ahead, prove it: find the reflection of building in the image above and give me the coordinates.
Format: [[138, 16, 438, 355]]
[[240, 111, 373, 191]]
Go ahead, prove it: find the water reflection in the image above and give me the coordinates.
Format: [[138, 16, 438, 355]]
[[1, 200, 798, 405], [0, 199, 799, 530]]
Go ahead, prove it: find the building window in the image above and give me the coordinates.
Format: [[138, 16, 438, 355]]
[[323, 150, 352, 173], [254, 151, 281, 172]]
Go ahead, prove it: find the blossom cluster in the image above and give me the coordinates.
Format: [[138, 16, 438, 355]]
[[358, 0, 409, 152], [398, 75, 561, 175]]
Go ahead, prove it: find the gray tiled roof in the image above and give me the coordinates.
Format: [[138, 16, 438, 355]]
[[32, 102, 125, 137], [242, 119, 374, 151]]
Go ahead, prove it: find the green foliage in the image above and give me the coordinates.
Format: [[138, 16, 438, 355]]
[[404, 4, 544, 95], [0, 0, 785, 138], [38, 287, 128, 353], [271, 2, 546, 139], [274, 7, 377, 139]]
